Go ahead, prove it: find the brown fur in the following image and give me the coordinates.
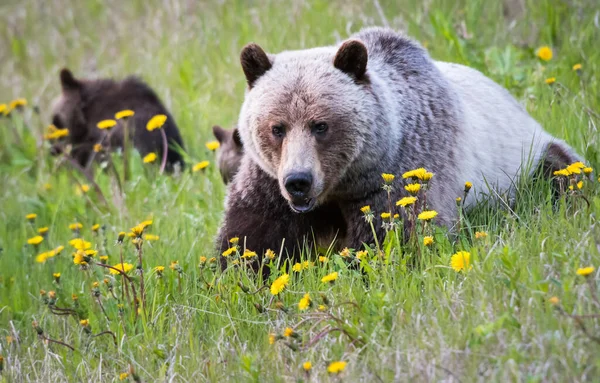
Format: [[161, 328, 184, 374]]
[[212, 125, 243, 184], [51, 69, 185, 171]]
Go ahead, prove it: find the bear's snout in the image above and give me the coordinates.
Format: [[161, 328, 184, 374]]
[[284, 172, 315, 213]]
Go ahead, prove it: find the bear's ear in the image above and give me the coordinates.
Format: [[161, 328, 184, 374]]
[[59, 68, 81, 92], [240, 43, 272, 88], [333, 40, 368, 80], [212, 125, 229, 144], [232, 128, 243, 148]]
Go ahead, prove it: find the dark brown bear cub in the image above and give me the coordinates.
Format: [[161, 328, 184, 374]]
[[50, 69, 185, 171]]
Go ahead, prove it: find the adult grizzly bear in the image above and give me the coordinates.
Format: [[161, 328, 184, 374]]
[[216, 27, 581, 260], [50, 69, 185, 171]]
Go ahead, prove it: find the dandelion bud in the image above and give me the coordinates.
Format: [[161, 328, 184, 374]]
[[464, 181, 472, 193], [455, 197, 462, 206], [117, 231, 126, 243]]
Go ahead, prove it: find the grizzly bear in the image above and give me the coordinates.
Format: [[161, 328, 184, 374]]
[[212, 125, 244, 184], [216, 27, 581, 261], [50, 69, 185, 171]]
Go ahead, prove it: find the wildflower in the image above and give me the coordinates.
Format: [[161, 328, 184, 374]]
[[536, 46, 553, 61], [292, 262, 303, 272], [170, 261, 181, 272], [80, 184, 91, 194], [73, 250, 88, 265], [265, 249, 276, 259], [140, 220, 153, 228], [423, 236, 434, 246], [0, 104, 6, 115], [576, 266, 595, 277], [109, 263, 134, 275], [318, 304, 327, 311], [241, 249, 257, 259], [143, 152, 157, 163], [146, 114, 167, 131], [553, 169, 570, 177], [381, 212, 391, 219], [303, 361, 312, 371], [69, 223, 83, 232], [26, 213, 37, 221], [36, 252, 50, 263], [38, 227, 49, 235], [205, 141, 220, 151], [193, 161, 210, 172], [455, 197, 462, 205], [93, 143, 102, 152], [549, 296, 560, 305], [54, 245, 65, 255], [327, 361, 347, 374], [583, 167, 593, 175], [393, 213, 399, 219], [321, 272, 338, 283], [130, 224, 145, 238], [97, 119, 117, 130], [53, 273, 61, 283], [85, 249, 98, 257], [396, 196, 417, 207], [99, 255, 108, 263], [43, 183, 52, 191], [119, 372, 129, 381], [115, 109, 135, 120], [269, 333, 276, 345], [464, 182, 472, 192], [360, 205, 371, 214], [116, 232, 126, 243], [475, 231, 488, 239], [72, 294, 78, 301], [421, 172, 434, 181], [91, 223, 100, 232], [402, 167, 427, 180], [567, 162, 585, 173], [154, 265, 165, 274], [199, 256, 207, 264], [270, 273, 290, 295], [298, 293, 312, 310], [48, 290, 56, 300], [80, 319, 89, 327], [9, 98, 27, 110], [27, 235, 44, 246], [417, 210, 438, 221], [144, 234, 159, 241], [545, 77, 556, 85], [319, 256, 328, 263], [572, 63, 582, 72], [222, 247, 237, 257], [69, 238, 91, 250], [229, 237, 239, 245], [340, 247, 351, 257], [381, 173, 395, 184], [356, 250, 368, 260], [405, 183, 421, 194], [283, 327, 294, 337], [450, 251, 472, 272]]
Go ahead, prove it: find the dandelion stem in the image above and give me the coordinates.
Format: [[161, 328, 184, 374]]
[[159, 129, 168, 174], [96, 297, 111, 322], [137, 245, 147, 316], [92, 330, 118, 346], [96, 262, 139, 323], [39, 334, 75, 351]]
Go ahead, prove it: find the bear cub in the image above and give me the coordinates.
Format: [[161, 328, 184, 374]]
[[50, 69, 185, 171], [212, 125, 243, 184]]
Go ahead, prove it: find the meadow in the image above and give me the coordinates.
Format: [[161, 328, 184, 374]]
[[1, 0, 600, 381]]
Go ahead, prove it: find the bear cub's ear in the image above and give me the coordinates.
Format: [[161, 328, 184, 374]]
[[333, 40, 368, 80], [59, 68, 81, 91], [240, 43, 272, 88], [212, 125, 228, 144]]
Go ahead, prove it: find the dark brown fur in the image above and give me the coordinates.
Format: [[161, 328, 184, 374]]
[[51, 69, 185, 171], [212, 125, 243, 184]]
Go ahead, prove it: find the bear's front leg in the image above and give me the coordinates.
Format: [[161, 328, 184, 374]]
[[216, 159, 311, 267]]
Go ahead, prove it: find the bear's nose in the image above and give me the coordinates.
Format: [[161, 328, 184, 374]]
[[284, 172, 313, 199]]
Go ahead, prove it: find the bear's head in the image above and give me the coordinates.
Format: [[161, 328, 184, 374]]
[[212, 125, 244, 184], [50, 69, 89, 144], [237, 40, 375, 213]]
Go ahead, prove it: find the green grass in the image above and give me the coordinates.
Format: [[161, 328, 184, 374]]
[[1, 0, 600, 381]]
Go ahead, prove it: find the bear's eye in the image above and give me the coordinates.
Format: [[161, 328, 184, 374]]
[[271, 124, 285, 138], [312, 122, 329, 136]]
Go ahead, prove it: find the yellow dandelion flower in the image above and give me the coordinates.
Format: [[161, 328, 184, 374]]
[[73, 250, 88, 265], [270, 273, 290, 295], [265, 249, 276, 259], [241, 249, 257, 259], [99, 255, 109, 262], [53, 272, 61, 279], [109, 263, 134, 275], [568, 161, 585, 172], [553, 168, 571, 177], [199, 256, 207, 264], [115, 109, 135, 120], [396, 196, 417, 207], [130, 224, 145, 238], [545, 77, 556, 85], [548, 296, 560, 305], [576, 266, 595, 277], [146, 114, 167, 131], [35, 252, 49, 263], [283, 327, 294, 337], [318, 304, 327, 311], [456, 197, 462, 204], [417, 210, 438, 221], [583, 167, 593, 174], [303, 361, 312, 371], [154, 266, 165, 274], [169, 261, 180, 271], [54, 245, 64, 254], [69, 238, 91, 250], [356, 250, 368, 260], [97, 119, 117, 130], [405, 183, 421, 194], [321, 272, 338, 283], [0, 104, 6, 115], [144, 234, 159, 241], [298, 293, 311, 310], [143, 152, 157, 164], [381, 173, 395, 183], [423, 236, 434, 246], [69, 222, 83, 231], [577, 181, 583, 189], [536, 46, 553, 61], [269, 333, 276, 345], [327, 361, 347, 374], [192, 161, 210, 172], [119, 372, 129, 381], [402, 167, 427, 180], [80, 319, 89, 327], [26, 213, 37, 221], [450, 251, 472, 272], [27, 235, 44, 246], [91, 223, 100, 232], [222, 247, 237, 257], [79, 184, 90, 193], [205, 141, 220, 151], [572, 63, 582, 71], [9, 98, 27, 109], [360, 205, 371, 214], [85, 249, 98, 257], [421, 172, 434, 181], [393, 213, 399, 219], [319, 256, 328, 263], [292, 262, 303, 272], [475, 231, 488, 239], [93, 143, 102, 153], [340, 247, 351, 257], [464, 182, 472, 192], [381, 212, 391, 219], [229, 237, 239, 245]]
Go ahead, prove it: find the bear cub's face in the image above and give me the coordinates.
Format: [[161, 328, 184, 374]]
[[238, 40, 370, 213], [212, 125, 243, 184], [50, 69, 89, 142]]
